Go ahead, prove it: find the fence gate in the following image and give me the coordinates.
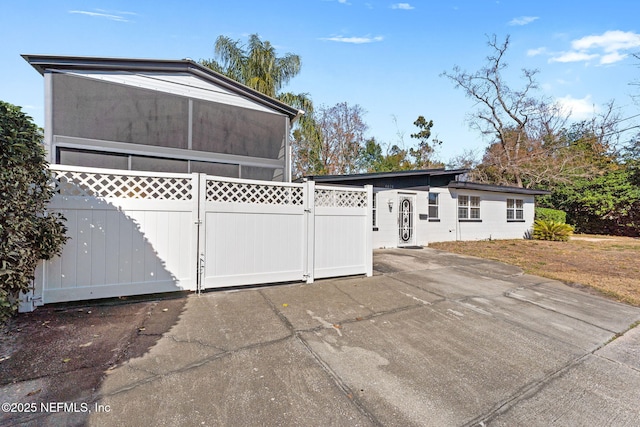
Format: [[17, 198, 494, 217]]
[[312, 184, 372, 279], [21, 166, 372, 311], [199, 176, 308, 289]]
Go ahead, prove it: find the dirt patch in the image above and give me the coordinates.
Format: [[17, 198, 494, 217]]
[[0, 296, 186, 426], [429, 235, 640, 307]]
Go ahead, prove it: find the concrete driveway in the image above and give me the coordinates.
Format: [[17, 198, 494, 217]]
[[6, 247, 640, 426]]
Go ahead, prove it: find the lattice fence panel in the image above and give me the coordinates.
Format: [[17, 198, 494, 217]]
[[206, 179, 304, 205], [51, 170, 193, 200], [315, 188, 368, 208]]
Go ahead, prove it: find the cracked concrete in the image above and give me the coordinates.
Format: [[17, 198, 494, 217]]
[[2, 247, 640, 426]]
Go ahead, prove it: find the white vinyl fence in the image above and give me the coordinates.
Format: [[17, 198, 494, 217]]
[[20, 166, 372, 310]]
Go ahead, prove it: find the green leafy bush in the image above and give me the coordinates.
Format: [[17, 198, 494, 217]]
[[0, 101, 68, 321], [535, 207, 567, 224], [533, 219, 574, 242], [549, 169, 640, 237]]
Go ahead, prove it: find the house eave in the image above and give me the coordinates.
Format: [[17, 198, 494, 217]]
[[305, 168, 470, 183], [448, 181, 551, 195], [21, 54, 302, 121]]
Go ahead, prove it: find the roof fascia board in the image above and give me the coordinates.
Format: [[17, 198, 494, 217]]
[[307, 168, 469, 182], [448, 181, 550, 195]]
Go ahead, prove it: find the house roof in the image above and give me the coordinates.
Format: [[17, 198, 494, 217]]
[[448, 181, 551, 195], [21, 54, 303, 121], [304, 169, 550, 195], [304, 168, 470, 182]]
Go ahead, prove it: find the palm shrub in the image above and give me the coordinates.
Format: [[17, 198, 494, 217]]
[[0, 101, 68, 320], [532, 219, 574, 242]]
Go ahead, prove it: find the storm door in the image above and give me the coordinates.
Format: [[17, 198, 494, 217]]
[[398, 194, 416, 247]]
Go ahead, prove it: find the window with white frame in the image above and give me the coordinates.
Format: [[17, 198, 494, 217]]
[[372, 192, 378, 229], [428, 192, 439, 219], [458, 195, 480, 220], [507, 198, 524, 220]]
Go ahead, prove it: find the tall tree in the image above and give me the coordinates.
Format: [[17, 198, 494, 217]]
[[291, 111, 324, 177], [316, 102, 368, 175], [443, 34, 619, 188], [442, 35, 548, 187], [359, 138, 415, 172], [201, 34, 301, 98], [201, 34, 317, 179], [292, 102, 373, 177], [409, 116, 444, 168]]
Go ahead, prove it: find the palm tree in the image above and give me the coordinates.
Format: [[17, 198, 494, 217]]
[[201, 34, 301, 99], [200, 34, 318, 178]]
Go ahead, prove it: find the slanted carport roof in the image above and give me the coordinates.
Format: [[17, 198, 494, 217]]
[[21, 54, 303, 122]]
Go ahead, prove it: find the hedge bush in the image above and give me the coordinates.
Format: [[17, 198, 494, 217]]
[[535, 207, 567, 224], [0, 101, 68, 321]]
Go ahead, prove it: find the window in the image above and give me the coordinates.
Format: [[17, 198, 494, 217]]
[[458, 195, 481, 220], [58, 147, 128, 170], [507, 198, 524, 221], [372, 192, 378, 230], [428, 192, 439, 219]]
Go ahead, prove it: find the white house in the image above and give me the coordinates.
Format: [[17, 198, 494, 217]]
[[305, 170, 550, 248]]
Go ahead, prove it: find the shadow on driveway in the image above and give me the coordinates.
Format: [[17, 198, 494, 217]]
[[0, 295, 187, 426]]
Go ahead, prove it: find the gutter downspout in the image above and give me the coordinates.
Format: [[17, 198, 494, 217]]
[[454, 191, 459, 241], [291, 109, 305, 125]]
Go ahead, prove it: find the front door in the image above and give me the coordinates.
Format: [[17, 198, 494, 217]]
[[398, 194, 416, 247]]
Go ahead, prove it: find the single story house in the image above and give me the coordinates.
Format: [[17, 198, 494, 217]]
[[22, 54, 303, 181], [304, 169, 550, 248]]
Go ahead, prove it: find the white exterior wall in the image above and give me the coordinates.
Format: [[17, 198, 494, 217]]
[[372, 188, 535, 248], [373, 190, 400, 248]]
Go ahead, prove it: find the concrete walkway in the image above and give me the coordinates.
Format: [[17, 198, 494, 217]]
[[5, 248, 640, 426]]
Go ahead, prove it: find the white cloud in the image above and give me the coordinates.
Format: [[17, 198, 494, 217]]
[[550, 51, 599, 63], [600, 51, 628, 64], [391, 3, 414, 10], [96, 8, 137, 16], [527, 47, 547, 57], [556, 95, 597, 120], [508, 16, 539, 26], [69, 10, 134, 22], [550, 30, 640, 65], [321, 35, 384, 44], [572, 30, 640, 52]]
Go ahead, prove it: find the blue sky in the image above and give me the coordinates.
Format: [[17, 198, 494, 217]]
[[3, 0, 640, 163]]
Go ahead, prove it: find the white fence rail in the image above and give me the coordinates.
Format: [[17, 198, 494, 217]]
[[21, 166, 372, 310]]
